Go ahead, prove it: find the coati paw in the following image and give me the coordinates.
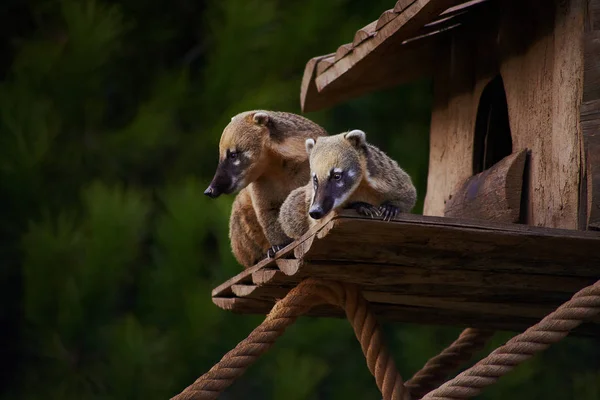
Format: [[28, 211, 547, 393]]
[[379, 203, 399, 222], [266, 241, 292, 258], [346, 202, 380, 218]]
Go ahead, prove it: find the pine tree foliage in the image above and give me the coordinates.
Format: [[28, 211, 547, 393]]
[[1, 1, 599, 399]]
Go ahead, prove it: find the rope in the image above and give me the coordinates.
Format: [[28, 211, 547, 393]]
[[171, 278, 409, 400], [405, 328, 494, 399], [422, 279, 600, 400]]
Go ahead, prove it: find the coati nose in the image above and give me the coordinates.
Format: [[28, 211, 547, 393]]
[[204, 186, 220, 198], [309, 206, 324, 220]]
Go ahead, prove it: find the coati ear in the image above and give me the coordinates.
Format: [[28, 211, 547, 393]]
[[344, 129, 366, 148], [252, 112, 269, 126], [305, 138, 315, 155]]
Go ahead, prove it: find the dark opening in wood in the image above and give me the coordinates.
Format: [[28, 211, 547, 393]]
[[473, 75, 513, 174]]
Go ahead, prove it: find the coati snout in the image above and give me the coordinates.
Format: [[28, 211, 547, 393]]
[[205, 151, 242, 198]]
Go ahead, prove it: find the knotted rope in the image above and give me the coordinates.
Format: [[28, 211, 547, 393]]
[[405, 328, 494, 399], [171, 278, 409, 400], [422, 279, 600, 399]]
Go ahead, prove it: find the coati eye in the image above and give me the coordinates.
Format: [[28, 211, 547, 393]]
[[332, 172, 342, 181], [313, 175, 318, 187], [228, 151, 238, 159]]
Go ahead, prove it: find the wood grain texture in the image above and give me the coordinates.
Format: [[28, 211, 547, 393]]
[[316, 56, 335, 75], [353, 21, 378, 47], [444, 149, 527, 222], [425, 0, 585, 230], [334, 43, 353, 62], [213, 212, 600, 335], [423, 29, 479, 216], [376, 9, 399, 30], [315, 0, 463, 92], [299, 53, 335, 114], [580, 98, 600, 229], [300, 0, 494, 112], [582, 28, 600, 229]]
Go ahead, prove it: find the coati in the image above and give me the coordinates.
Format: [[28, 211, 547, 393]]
[[204, 110, 327, 267], [279, 129, 417, 239]]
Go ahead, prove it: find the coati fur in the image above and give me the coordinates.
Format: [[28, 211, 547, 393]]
[[279, 129, 417, 239], [205, 110, 327, 267]]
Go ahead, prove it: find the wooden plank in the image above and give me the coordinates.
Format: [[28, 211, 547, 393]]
[[212, 212, 600, 335], [395, 0, 418, 13], [301, 35, 436, 112], [213, 297, 600, 337], [315, 0, 465, 93], [439, 0, 489, 16], [582, 31, 600, 229], [376, 10, 399, 31], [588, 0, 600, 31], [316, 56, 335, 76], [499, 0, 584, 229], [580, 98, 600, 229], [423, 28, 479, 217], [299, 53, 335, 113], [353, 21, 378, 47], [444, 149, 527, 222], [334, 43, 353, 62], [302, 213, 600, 277]]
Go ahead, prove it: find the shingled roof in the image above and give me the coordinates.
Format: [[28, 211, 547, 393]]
[[300, 0, 493, 112]]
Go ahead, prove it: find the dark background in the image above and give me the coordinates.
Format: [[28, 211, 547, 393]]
[[1, 0, 599, 399]]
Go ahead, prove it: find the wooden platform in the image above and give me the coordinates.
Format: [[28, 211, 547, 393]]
[[212, 211, 600, 336]]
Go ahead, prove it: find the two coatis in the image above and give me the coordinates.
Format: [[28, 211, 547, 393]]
[[204, 110, 327, 268], [279, 129, 417, 239]]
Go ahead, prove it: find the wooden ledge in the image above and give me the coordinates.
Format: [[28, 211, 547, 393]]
[[212, 211, 600, 336]]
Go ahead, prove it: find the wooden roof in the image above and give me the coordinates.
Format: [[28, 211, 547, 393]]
[[300, 0, 493, 112], [213, 211, 600, 336]]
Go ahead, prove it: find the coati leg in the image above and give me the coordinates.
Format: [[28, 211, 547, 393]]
[[379, 202, 399, 222], [345, 201, 380, 218], [278, 185, 311, 240], [229, 189, 270, 268], [253, 205, 293, 259]]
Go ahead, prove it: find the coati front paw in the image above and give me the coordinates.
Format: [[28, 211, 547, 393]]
[[266, 240, 293, 258], [346, 202, 380, 218], [379, 203, 399, 222]]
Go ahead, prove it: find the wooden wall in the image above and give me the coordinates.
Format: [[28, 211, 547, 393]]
[[423, 0, 586, 230]]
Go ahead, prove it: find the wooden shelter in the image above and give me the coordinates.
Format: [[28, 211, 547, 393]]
[[211, 0, 600, 333], [173, 1, 600, 399]]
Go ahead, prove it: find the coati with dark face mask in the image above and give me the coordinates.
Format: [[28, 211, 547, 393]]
[[278, 129, 417, 239], [204, 110, 327, 267]]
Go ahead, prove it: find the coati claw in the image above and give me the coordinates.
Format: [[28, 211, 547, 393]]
[[346, 202, 380, 218], [266, 241, 293, 258], [379, 203, 399, 222]]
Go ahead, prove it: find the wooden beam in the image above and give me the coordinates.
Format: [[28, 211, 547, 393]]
[[444, 149, 527, 223]]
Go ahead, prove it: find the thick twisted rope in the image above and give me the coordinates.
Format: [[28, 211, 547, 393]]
[[422, 280, 600, 400], [405, 328, 494, 399], [171, 278, 409, 400]]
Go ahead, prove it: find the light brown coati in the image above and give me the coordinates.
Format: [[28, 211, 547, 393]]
[[204, 110, 327, 267], [279, 129, 417, 239]]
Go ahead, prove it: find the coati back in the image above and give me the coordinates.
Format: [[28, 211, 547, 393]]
[[205, 110, 327, 267], [279, 129, 417, 239]]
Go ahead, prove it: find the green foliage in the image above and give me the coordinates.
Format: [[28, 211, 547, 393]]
[[1, 0, 599, 399]]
